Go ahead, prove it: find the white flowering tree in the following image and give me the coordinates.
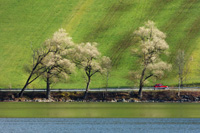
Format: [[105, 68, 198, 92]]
[[40, 29, 75, 99], [72, 42, 111, 99], [19, 29, 75, 99], [131, 21, 171, 99]]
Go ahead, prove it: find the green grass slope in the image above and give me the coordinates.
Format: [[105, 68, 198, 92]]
[[1, 0, 200, 89]]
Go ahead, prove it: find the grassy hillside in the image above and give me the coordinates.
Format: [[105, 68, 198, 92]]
[[1, 0, 200, 89]]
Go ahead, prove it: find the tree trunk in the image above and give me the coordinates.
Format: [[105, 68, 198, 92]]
[[104, 71, 109, 99], [84, 76, 91, 99], [138, 81, 143, 99], [178, 77, 180, 97], [18, 61, 41, 97], [18, 84, 28, 97], [178, 76, 183, 97], [138, 68, 146, 99], [18, 71, 34, 97], [46, 74, 51, 99], [180, 77, 183, 88]]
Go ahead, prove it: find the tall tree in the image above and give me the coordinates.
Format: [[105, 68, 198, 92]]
[[72, 42, 111, 99], [19, 28, 75, 99], [40, 29, 75, 99], [131, 20, 171, 99]]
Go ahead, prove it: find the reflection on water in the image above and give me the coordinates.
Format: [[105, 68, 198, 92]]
[[0, 118, 200, 133]]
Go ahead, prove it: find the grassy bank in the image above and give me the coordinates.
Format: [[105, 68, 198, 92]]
[[0, 102, 200, 118]]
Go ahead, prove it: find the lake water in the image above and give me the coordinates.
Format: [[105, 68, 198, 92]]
[[0, 118, 200, 133]]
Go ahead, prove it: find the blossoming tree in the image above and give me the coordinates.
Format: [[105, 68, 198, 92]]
[[131, 21, 171, 99], [19, 29, 75, 99], [72, 42, 111, 99]]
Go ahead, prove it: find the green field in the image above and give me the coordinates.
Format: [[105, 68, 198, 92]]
[[0, 102, 200, 118], [1, 0, 200, 89]]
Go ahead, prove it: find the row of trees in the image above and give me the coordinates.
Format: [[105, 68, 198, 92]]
[[19, 29, 111, 99], [19, 21, 179, 99]]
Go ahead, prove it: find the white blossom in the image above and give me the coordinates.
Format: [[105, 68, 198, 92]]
[[131, 21, 171, 93], [39, 28, 76, 83], [72, 41, 111, 94]]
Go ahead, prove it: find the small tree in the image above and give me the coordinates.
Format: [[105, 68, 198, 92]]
[[131, 20, 171, 99], [176, 50, 189, 96], [19, 28, 76, 99], [72, 42, 111, 99]]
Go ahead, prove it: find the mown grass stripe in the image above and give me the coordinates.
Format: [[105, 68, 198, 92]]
[[64, 0, 94, 35]]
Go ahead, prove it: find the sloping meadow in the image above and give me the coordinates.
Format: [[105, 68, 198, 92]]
[[1, 0, 200, 89]]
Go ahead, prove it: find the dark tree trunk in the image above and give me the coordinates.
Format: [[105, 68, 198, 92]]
[[46, 74, 51, 99], [178, 77, 183, 97], [18, 60, 42, 97], [180, 77, 183, 88], [18, 84, 28, 97], [138, 68, 146, 99], [84, 76, 91, 99], [138, 80, 143, 99], [178, 74, 183, 97], [18, 70, 35, 97]]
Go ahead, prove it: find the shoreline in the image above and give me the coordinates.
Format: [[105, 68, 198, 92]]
[[1, 90, 200, 103]]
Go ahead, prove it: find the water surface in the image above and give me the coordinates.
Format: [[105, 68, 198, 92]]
[[0, 118, 200, 133]]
